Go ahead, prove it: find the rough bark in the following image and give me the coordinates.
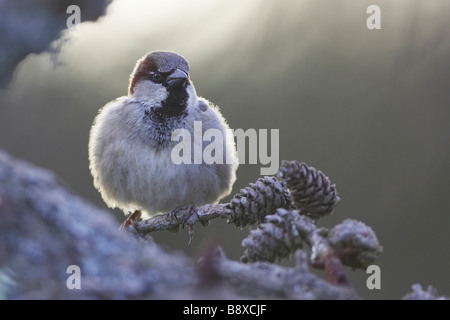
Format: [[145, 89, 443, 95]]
[[0, 150, 443, 300], [0, 151, 358, 299]]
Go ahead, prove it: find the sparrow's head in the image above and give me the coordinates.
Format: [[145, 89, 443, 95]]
[[128, 51, 195, 119], [129, 51, 191, 96]]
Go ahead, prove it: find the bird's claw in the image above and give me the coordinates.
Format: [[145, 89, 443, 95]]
[[172, 204, 199, 228], [119, 210, 141, 231], [172, 204, 199, 245], [188, 225, 195, 246]]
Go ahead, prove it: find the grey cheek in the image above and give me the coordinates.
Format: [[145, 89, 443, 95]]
[[198, 100, 208, 112]]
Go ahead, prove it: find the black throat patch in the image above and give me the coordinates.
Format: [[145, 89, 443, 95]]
[[142, 84, 190, 147], [149, 84, 189, 122]]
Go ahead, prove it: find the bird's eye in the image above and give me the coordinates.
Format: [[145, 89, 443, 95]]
[[149, 71, 162, 82]]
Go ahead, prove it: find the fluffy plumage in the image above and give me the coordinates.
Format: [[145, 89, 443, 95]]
[[89, 51, 238, 219]]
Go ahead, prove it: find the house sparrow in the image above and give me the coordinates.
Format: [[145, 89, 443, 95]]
[[89, 51, 238, 228]]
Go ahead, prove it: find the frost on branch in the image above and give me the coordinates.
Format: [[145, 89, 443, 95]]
[[135, 160, 382, 289], [0, 150, 442, 299], [132, 176, 292, 235]]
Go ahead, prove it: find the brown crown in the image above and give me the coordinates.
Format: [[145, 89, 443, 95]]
[[128, 55, 158, 95]]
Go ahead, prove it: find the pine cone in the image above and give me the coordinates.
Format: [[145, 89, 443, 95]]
[[225, 176, 291, 228], [327, 219, 382, 269], [277, 160, 340, 219], [241, 208, 303, 263]]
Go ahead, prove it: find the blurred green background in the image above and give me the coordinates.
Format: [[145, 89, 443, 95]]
[[1, 0, 449, 299]]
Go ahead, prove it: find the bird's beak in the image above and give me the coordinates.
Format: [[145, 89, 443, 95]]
[[165, 68, 188, 88]]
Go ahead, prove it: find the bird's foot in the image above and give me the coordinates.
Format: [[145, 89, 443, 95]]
[[119, 210, 141, 231], [188, 225, 195, 246], [172, 204, 199, 228], [172, 204, 199, 245]]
